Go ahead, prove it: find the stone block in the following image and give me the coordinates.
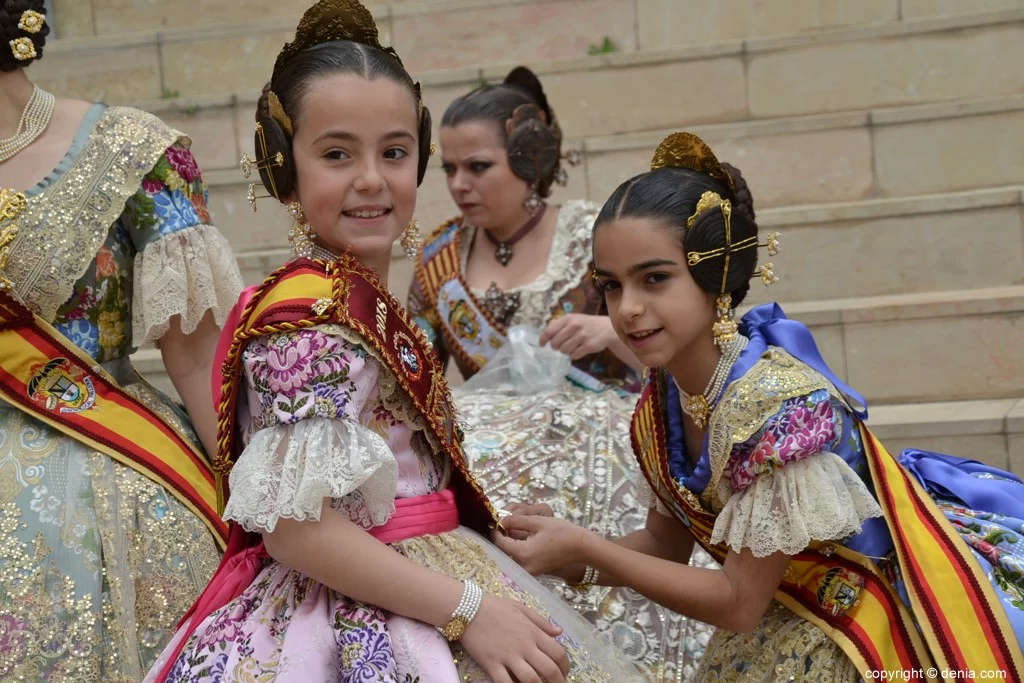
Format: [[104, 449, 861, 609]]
[[637, 0, 899, 49], [874, 109, 1024, 198], [160, 29, 293, 98], [901, 0, 1024, 20], [33, 45, 163, 102], [748, 23, 1024, 118], [540, 56, 747, 138], [51, 0, 96, 38], [392, 0, 637, 72], [755, 206, 1024, 302], [844, 309, 1024, 404]]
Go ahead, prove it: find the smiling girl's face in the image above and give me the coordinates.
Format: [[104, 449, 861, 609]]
[[592, 215, 715, 370], [289, 72, 420, 275]]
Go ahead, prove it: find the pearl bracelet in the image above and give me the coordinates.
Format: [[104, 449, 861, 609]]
[[439, 580, 483, 641], [569, 565, 599, 591]]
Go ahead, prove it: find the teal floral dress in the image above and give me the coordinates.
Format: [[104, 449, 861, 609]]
[[0, 104, 242, 682]]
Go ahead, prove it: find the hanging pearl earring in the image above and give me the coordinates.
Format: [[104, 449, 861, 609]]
[[401, 219, 421, 261], [287, 201, 314, 259], [523, 185, 542, 216]]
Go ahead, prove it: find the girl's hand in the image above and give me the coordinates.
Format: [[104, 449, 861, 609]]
[[492, 514, 591, 576], [460, 595, 570, 683], [540, 314, 616, 360]]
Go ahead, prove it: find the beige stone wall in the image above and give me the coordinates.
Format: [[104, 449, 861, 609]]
[[44, 0, 1024, 422]]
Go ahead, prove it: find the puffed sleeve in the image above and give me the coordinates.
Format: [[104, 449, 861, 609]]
[[710, 390, 883, 557], [223, 328, 400, 533], [124, 142, 243, 344]]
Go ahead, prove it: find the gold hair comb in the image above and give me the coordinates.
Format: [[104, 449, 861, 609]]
[[650, 132, 735, 192], [241, 122, 285, 211]]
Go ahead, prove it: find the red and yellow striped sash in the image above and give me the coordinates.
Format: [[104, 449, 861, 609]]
[[214, 257, 498, 534], [0, 290, 227, 547], [631, 374, 937, 677], [862, 428, 1024, 678]]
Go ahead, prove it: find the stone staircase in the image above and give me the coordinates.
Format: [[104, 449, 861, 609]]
[[46, 0, 1024, 474]]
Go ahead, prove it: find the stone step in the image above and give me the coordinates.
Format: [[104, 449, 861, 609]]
[[55, 0, 1023, 41], [773, 286, 1024, 407], [128, 348, 1024, 477], [134, 282, 1024, 407], [869, 398, 1024, 477], [37, 7, 1024, 124], [195, 96, 1024, 264], [224, 186, 1024, 304]]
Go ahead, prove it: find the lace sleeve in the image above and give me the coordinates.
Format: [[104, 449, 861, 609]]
[[126, 142, 243, 343], [709, 390, 882, 557], [635, 475, 673, 517], [223, 417, 399, 533], [710, 451, 882, 557]]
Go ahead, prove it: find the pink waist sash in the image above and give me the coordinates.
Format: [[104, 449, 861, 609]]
[[156, 489, 459, 681], [370, 488, 460, 543]]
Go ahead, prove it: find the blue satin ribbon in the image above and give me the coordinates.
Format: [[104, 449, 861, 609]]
[[899, 449, 1024, 517]]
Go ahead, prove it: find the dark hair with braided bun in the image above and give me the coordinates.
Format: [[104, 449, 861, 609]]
[[594, 163, 759, 306], [254, 40, 432, 199], [441, 66, 562, 198], [0, 0, 48, 72]]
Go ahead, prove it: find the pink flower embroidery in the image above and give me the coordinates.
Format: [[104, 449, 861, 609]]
[[142, 177, 164, 194], [261, 332, 326, 395], [165, 146, 202, 183]]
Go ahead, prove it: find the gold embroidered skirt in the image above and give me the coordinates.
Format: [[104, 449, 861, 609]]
[[0, 373, 220, 682], [455, 381, 716, 682], [697, 603, 862, 682]]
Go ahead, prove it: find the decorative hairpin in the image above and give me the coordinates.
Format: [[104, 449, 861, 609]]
[[241, 122, 285, 211], [18, 10, 45, 34], [10, 37, 35, 61]]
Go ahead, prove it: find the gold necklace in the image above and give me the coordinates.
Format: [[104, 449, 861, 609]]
[[0, 85, 56, 163]]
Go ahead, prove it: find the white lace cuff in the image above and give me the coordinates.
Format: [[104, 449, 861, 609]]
[[224, 417, 399, 533], [132, 224, 243, 344], [635, 475, 673, 517], [710, 451, 883, 558]]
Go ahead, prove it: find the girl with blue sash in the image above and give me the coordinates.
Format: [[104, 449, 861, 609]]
[[495, 131, 1024, 681]]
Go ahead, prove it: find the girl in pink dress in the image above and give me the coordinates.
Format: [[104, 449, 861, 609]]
[[144, 1, 640, 681]]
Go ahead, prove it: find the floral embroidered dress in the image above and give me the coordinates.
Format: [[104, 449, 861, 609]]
[[409, 201, 716, 681], [637, 304, 1024, 681], [145, 318, 642, 682], [0, 104, 243, 681]]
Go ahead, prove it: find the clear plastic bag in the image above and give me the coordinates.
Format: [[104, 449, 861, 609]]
[[458, 325, 571, 395]]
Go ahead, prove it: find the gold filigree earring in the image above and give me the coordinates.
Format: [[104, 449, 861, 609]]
[[401, 219, 421, 261], [712, 293, 738, 347], [287, 202, 314, 259]]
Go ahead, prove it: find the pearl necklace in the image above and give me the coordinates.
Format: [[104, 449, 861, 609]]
[[677, 334, 748, 430], [0, 85, 55, 163], [309, 242, 340, 263]]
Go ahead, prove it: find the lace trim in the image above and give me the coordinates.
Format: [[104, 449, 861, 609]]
[[635, 474, 674, 517], [465, 200, 599, 327], [223, 417, 399, 533], [132, 224, 243, 343], [710, 451, 883, 558]]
